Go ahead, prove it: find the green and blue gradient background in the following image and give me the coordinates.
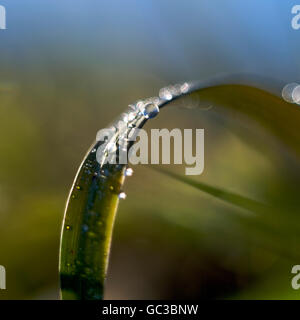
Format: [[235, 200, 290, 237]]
[[0, 0, 300, 299]]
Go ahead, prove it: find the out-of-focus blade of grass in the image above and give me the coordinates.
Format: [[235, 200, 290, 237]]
[[154, 167, 300, 260], [154, 167, 269, 215], [165, 78, 300, 230]]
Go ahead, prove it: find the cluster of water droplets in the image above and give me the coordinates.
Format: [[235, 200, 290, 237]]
[[159, 82, 190, 101], [96, 81, 193, 165], [95, 96, 161, 168], [67, 82, 195, 207], [91, 81, 194, 201], [61, 81, 196, 295]]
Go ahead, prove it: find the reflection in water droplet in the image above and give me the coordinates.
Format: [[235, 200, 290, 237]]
[[118, 192, 127, 199], [125, 167, 133, 176], [143, 102, 159, 119]]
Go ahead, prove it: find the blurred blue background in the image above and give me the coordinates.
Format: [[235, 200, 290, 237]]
[[1, 0, 300, 81]]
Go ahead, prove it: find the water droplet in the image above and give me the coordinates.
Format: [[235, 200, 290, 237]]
[[71, 194, 76, 199], [180, 82, 189, 93], [148, 96, 160, 105], [143, 102, 159, 119], [282, 83, 300, 104], [159, 87, 172, 100], [118, 192, 127, 199], [66, 225, 71, 230], [76, 185, 81, 190], [125, 167, 133, 176]]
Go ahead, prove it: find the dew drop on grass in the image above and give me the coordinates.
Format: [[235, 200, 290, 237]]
[[180, 82, 190, 93], [282, 82, 300, 104], [125, 167, 133, 176], [159, 87, 173, 100], [118, 192, 127, 200], [142, 102, 159, 119]]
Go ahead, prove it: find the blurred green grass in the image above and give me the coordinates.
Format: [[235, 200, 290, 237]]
[[1, 67, 300, 299]]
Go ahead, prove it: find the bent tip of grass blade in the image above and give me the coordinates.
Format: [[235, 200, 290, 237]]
[[59, 76, 300, 300]]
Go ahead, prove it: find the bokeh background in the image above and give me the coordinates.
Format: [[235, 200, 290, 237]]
[[0, 0, 300, 299]]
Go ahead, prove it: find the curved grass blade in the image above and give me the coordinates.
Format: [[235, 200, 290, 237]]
[[59, 75, 300, 299], [153, 166, 270, 215], [153, 166, 300, 260], [59, 156, 125, 299], [59, 100, 149, 299]]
